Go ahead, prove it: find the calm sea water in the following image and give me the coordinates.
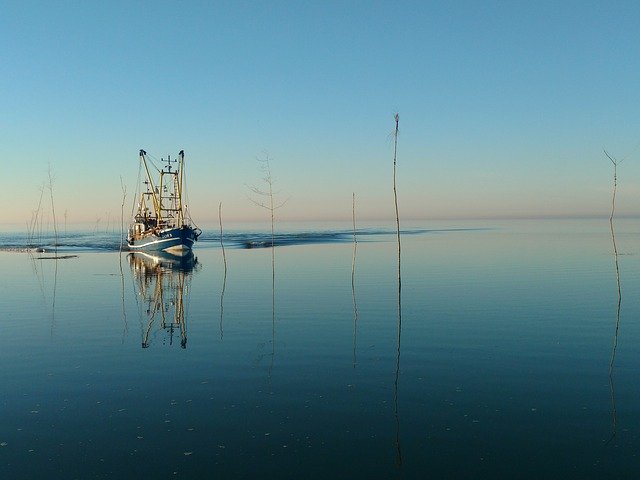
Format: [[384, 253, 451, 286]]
[[1, 219, 639, 479]]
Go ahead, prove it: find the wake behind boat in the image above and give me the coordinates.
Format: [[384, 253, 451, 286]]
[[127, 149, 201, 254]]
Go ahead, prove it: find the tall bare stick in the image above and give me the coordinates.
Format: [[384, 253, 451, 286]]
[[119, 176, 128, 338], [47, 165, 58, 256], [219, 202, 228, 272], [219, 202, 228, 339], [605, 149, 622, 373], [119, 176, 127, 252], [352, 192, 359, 367], [248, 156, 287, 377], [391, 113, 403, 467], [604, 150, 621, 224], [604, 149, 623, 443], [351, 192, 357, 285], [393, 113, 401, 286], [28, 184, 45, 247]]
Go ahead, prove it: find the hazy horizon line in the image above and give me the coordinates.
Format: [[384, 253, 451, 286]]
[[2, 213, 638, 231]]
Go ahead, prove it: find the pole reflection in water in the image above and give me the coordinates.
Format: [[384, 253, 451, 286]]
[[607, 213, 622, 443], [128, 251, 200, 349], [394, 271, 403, 468], [605, 150, 622, 444]]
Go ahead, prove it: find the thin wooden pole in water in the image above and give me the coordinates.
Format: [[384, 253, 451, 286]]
[[29, 184, 45, 247], [247, 157, 287, 379], [351, 192, 358, 368], [392, 113, 403, 467], [119, 176, 127, 253], [605, 150, 620, 224], [604, 149, 622, 374], [219, 202, 228, 272], [47, 165, 58, 256], [119, 176, 128, 337], [604, 149, 623, 443], [219, 202, 228, 339], [393, 113, 401, 288], [351, 193, 357, 290]]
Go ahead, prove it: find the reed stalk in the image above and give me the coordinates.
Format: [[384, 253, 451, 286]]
[[393, 113, 401, 287], [119, 176, 127, 252], [219, 202, 227, 272], [351, 192, 357, 290], [119, 176, 128, 337], [604, 149, 623, 443], [604, 149, 622, 376], [47, 165, 58, 256], [351, 192, 358, 367], [219, 202, 228, 339], [247, 157, 287, 379], [28, 184, 45, 246], [392, 113, 403, 467]]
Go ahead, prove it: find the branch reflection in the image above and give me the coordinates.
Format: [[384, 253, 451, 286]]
[[394, 277, 403, 468], [607, 215, 621, 443]]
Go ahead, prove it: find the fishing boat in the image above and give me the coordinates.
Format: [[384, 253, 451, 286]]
[[127, 149, 201, 254]]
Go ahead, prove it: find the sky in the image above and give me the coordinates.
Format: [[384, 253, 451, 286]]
[[2, 0, 640, 228]]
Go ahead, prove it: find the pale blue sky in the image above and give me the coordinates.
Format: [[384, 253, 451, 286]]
[[2, 1, 639, 227]]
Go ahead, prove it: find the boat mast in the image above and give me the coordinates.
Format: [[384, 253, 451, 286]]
[[157, 153, 181, 228], [177, 150, 185, 226], [139, 149, 161, 221], [159, 156, 166, 227]]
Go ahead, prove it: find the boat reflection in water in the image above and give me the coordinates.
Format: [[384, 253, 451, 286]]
[[128, 251, 200, 349]]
